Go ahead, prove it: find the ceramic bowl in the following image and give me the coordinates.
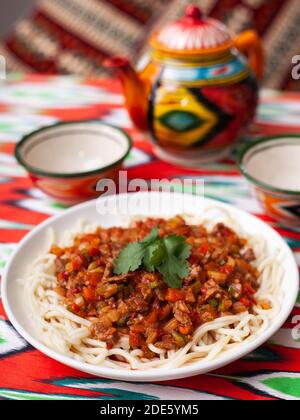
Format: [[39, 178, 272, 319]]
[[238, 135, 300, 226], [15, 121, 132, 204]]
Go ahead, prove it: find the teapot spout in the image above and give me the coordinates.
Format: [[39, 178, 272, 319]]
[[103, 57, 149, 131]]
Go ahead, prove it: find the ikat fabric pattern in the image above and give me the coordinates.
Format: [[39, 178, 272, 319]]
[[0, 75, 300, 400]]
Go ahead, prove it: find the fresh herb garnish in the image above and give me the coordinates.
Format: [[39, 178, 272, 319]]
[[113, 226, 192, 288]]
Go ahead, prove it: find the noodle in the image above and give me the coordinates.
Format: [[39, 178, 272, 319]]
[[21, 209, 284, 371]]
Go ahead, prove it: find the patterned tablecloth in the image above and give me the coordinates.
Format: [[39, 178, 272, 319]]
[[0, 75, 299, 401]]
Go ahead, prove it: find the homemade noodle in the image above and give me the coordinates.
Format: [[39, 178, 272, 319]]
[[21, 208, 284, 370]]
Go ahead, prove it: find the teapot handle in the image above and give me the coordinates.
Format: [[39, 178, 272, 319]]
[[235, 30, 264, 81]]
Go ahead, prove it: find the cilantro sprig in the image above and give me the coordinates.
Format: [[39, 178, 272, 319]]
[[113, 227, 192, 288]]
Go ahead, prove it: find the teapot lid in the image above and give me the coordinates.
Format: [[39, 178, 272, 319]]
[[150, 4, 234, 57]]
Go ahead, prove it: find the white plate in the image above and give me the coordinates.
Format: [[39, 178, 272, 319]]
[[1, 192, 299, 382]]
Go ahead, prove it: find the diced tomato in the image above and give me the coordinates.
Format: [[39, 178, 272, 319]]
[[239, 297, 252, 308], [220, 265, 234, 275], [160, 304, 171, 320], [62, 271, 69, 281], [72, 304, 81, 314], [131, 324, 145, 334], [243, 283, 256, 295], [251, 296, 257, 305], [147, 310, 158, 324], [57, 272, 69, 282], [72, 255, 83, 271], [52, 217, 261, 353], [89, 271, 102, 286], [51, 245, 63, 257], [237, 258, 257, 275], [178, 325, 191, 335], [83, 287, 97, 302], [190, 309, 198, 325], [199, 243, 210, 256], [90, 247, 100, 257], [129, 332, 143, 348], [184, 287, 195, 303], [189, 255, 199, 265], [165, 288, 184, 302]]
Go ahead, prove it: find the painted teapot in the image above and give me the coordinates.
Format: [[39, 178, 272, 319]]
[[105, 4, 264, 166]]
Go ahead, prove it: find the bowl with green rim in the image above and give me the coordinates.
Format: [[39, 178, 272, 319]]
[[15, 121, 132, 205], [238, 135, 300, 226]]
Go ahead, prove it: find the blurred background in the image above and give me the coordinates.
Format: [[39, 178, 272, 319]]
[[0, 0, 35, 37], [0, 0, 300, 90]]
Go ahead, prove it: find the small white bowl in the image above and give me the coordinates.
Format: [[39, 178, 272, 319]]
[[1, 192, 298, 382], [238, 135, 300, 226], [15, 121, 132, 204]]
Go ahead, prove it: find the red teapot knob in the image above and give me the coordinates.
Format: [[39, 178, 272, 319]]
[[185, 4, 203, 20]]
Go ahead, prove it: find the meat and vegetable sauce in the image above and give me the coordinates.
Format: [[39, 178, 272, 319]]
[[51, 216, 263, 357]]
